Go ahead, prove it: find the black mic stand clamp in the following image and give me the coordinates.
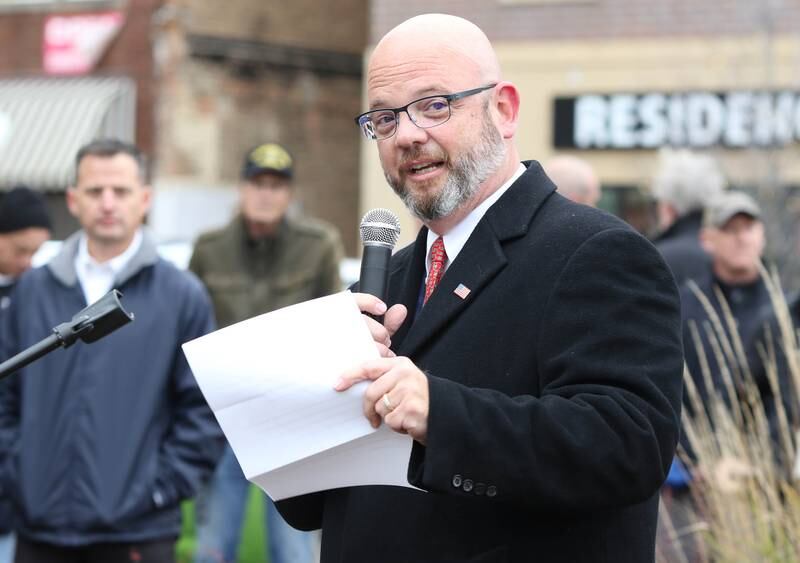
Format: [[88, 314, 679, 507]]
[[0, 289, 134, 380]]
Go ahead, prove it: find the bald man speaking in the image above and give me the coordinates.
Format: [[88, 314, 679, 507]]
[[278, 14, 683, 563]]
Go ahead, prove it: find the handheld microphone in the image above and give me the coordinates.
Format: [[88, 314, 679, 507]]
[[358, 208, 401, 306]]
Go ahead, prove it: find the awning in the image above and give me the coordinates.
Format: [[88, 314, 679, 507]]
[[0, 76, 136, 191]]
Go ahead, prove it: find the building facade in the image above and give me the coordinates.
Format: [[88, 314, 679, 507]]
[[0, 0, 367, 254], [360, 0, 800, 282]]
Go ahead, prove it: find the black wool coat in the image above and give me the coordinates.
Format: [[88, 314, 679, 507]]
[[279, 161, 684, 563]]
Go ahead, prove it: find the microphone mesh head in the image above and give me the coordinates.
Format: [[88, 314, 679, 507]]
[[359, 208, 401, 248]]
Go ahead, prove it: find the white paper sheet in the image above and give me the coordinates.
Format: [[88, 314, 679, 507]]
[[182, 291, 416, 500]]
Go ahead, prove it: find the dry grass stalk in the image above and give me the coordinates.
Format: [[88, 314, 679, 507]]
[[667, 270, 800, 562]]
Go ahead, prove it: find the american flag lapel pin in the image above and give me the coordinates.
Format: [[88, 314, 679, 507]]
[[453, 283, 471, 300]]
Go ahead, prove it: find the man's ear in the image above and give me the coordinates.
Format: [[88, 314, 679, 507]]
[[493, 81, 520, 140], [141, 185, 153, 214], [699, 228, 715, 254], [66, 187, 78, 218]]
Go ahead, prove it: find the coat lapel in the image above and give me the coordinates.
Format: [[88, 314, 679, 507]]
[[395, 161, 557, 358]]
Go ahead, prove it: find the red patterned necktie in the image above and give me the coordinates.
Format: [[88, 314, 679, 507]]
[[424, 236, 447, 304]]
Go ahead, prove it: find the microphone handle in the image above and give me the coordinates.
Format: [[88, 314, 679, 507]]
[[359, 244, 392, 320]]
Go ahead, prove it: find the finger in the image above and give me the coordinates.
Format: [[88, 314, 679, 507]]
[[383, 304, 408, 337], [363, 372, 401, 426], [383, 395, 429, 444], [375, 343, 396, 358], [352, 292, 387, 317], [363, 314, 392, 348], [333, 357, 399, 391], [367, 392, 395, 429]]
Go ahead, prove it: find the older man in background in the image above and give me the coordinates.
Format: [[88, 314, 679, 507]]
[[543, 154, 601, 207], [652, 149, 727, 286], [190, 142, 342, 563], [663, 191, 771, 562]]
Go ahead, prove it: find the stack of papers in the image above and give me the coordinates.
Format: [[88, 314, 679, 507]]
[[182, 291, 417, 500]]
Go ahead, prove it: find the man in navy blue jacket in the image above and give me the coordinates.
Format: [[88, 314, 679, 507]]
[[0, 139, 223, 562]]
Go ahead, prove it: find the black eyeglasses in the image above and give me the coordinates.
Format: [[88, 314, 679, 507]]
[[355, 84, 497, 141]]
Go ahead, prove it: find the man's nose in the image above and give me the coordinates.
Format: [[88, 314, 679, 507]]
[[100, 189, 116, 209], [393, 111, 428, 147]]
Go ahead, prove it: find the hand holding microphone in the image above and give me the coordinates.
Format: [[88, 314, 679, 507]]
[[358, 208, 401, 305], [339, 209, 428, 441], [356, 209, 406, 355]]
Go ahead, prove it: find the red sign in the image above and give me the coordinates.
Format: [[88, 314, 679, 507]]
[[43, 12, 125, 75]]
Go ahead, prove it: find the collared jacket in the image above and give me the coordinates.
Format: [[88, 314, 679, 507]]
[[278, 162, 684, 563], [188, 214, 343, 328], [680, 270, 776, 451], [653, 211, 710, 286], [0, 230, 223, 546], [0, 279, 15, 534]]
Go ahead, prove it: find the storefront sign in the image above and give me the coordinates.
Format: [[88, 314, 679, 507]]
[[553, 91, 800, 149], [43, 12, 124, 75]]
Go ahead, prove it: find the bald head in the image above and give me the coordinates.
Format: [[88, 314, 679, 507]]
[[369, 14, 501, 94], [544, 155, 601, 207], [363, 14, 521, 234]]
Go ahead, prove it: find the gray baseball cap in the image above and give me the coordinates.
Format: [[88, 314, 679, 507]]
[[703, 191, 761, 228]]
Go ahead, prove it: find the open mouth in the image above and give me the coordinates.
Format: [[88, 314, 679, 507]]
[[408, 161, 444, 176]]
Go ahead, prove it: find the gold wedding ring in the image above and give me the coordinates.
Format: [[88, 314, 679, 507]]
[[382, 393, 395, 412]]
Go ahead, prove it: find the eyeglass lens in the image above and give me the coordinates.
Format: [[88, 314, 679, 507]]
[[361, 96, 451, 140]]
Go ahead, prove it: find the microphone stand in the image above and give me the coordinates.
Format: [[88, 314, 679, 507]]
[[0, 289, 134, 380]]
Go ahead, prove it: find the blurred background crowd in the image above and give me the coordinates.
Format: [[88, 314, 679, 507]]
[[2, 1, 800, 562]]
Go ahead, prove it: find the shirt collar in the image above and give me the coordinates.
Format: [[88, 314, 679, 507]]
[[76, 229, 144, 275], [426, 163, 526, 273]]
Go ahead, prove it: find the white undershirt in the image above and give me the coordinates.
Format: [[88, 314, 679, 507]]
[[425, 163, 526, 278], [75, 229, 143, 305]]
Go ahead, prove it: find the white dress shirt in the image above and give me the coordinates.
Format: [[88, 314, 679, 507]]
[[0, 273, 14, 311], [75, 229, 143, 305], [425, 163, 526, 278]]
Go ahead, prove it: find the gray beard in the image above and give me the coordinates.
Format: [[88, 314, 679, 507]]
[[386, 112, 507, 223]]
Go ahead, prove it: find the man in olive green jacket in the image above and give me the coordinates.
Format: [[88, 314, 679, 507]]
[[189, 142, 343, 563]]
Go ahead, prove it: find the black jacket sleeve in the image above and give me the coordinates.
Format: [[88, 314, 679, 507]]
[[408, 228, 683, 513]]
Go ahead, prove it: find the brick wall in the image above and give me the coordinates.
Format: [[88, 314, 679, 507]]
[[0, 0, 161, 156], [0, 12, 42, 72], [156, 0, 368, 254], [158, 60, 362, 253], [183, 0, 367, 53], [370, 0, 800, 44]]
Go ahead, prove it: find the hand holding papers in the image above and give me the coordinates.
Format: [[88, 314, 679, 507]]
[[182, 291, 416, 501]]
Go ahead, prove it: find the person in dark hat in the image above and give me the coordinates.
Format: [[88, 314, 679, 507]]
[[0, 186, 52, 307], [189, 142, 343, 563], [0, 188, 50, 560]]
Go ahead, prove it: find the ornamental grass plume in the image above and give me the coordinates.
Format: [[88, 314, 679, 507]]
[[659, 266, 800, 562]]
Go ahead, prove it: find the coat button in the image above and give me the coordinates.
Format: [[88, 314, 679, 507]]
[[452, 474, 462, 488], [474, 482, 486, 496], [486, 485, 497, 497], [462, 478, 474, 492]]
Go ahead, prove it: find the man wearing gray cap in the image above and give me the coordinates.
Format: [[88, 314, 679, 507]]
[[683, 190, 771, 424], [667, 191, 771, 559]]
